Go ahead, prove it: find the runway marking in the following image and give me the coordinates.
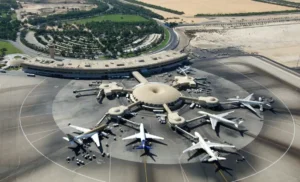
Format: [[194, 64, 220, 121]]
[[217, 60, 296, 182], [240, 149, 273, 163], [5, 120, 61, 131], [262, 122, 293, 135], [25, 128, 60, 136], [263, 118, 294, 126], [143, 157, 148, 182], [0, 100, 58, 112], [19, 78, 107, 182], [31, 130, 60, 143], [20, 112, 56, 118], [178, 154, 190, 182], [244, 159, 257, 172], [214, 163, 228, 182], [108, 143, 112, 182], [27, 92, 56, 98]]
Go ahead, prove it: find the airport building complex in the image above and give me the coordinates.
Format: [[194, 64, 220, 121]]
[[21, 50, 188, 78]]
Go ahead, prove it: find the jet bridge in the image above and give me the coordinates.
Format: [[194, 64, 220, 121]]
[[174, 125, 197, 142]]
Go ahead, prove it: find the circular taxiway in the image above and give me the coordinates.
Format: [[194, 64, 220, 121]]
[[52, 68, 263, 165]]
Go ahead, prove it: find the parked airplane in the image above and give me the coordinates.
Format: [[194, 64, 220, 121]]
[[227, 93, 272, 117], [198, 111, 243, 130], [63, 123, 108, 147], [177, 66, 191, 75], [122, 123, 164, 150], [183, 132, 235, 162]]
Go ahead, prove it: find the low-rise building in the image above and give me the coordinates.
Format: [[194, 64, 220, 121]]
[[21, 50, 188, 79]]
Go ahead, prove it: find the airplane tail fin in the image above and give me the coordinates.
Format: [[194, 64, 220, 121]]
[[233, 118, 244, 128], [63, 134, 78, 145]]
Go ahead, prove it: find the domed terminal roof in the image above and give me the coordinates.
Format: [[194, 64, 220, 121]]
[[132, 82, 182, 106]]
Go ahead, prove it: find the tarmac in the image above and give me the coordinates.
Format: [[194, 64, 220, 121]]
[[0, 55, 299, 182]]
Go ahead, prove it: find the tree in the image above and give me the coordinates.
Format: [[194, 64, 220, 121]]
[[1, 48, 7, 57]]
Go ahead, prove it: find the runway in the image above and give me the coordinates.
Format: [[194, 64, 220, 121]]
[[0, 54, 299, 182]]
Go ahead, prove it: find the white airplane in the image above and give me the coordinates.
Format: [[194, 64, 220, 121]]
[[198, 111, 243, 130], [227, 93, 272, 117], [63, 123, 108, 147], [183, 132, 235, 162], [122, 123, 164, 150], [177, 66, 191, 75]]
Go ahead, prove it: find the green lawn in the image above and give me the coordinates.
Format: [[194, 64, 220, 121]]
[[72, 14, 148, 24], [1, 12, 7, 18], [0, 41, 22, 54], [11, 13, 17, 20]]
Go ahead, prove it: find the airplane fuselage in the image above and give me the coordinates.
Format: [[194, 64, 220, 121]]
[[137, 124, 148, 149], [209, 114, 235, 124], [228, 99, 264, 107], [203, 112, 236, 127], [139, 124, 146, 142], [195, 133, 217, 160], [76, 131, 96, 140]]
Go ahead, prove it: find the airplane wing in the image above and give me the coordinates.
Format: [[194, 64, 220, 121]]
[[242, 103, 259, 116], [145, 133, 164, 140], [183, 143, 202, 153], [209, 118, 218, 130], [206, 142, 235, 149], [91, 133, 100, 147], [122, 133, 142, 140], [216, 111, 234, 118], [244, 93, 254, 101], [69, 124, 90, 133]]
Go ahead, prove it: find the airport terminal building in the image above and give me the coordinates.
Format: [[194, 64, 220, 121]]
[[21, 51, 188, 79]]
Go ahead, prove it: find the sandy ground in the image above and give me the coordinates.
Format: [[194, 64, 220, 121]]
[[190, 23, 300, 68], [139, 0, 294, 16]]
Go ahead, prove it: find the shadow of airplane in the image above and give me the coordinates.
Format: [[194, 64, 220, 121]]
[[216, 123, 248, 137], [141, 148, 157, 162], [148, 139, 168, 146], [68, 144, 86, 156], [214, 161, 233, 176], [125, 139, 140, 147], [187, 149, 206, 161]]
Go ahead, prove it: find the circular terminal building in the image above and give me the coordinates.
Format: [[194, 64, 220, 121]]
[[131, 82, 183, 110]]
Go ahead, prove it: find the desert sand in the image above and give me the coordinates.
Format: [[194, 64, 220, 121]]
[[189, 23, 300, 68], [139, 0, 294, 16]]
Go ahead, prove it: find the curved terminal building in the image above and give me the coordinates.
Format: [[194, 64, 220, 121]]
[[21, 51, 188, 79]]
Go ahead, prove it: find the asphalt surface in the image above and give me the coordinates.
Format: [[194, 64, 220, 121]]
[[0, 54, 300, 182]]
